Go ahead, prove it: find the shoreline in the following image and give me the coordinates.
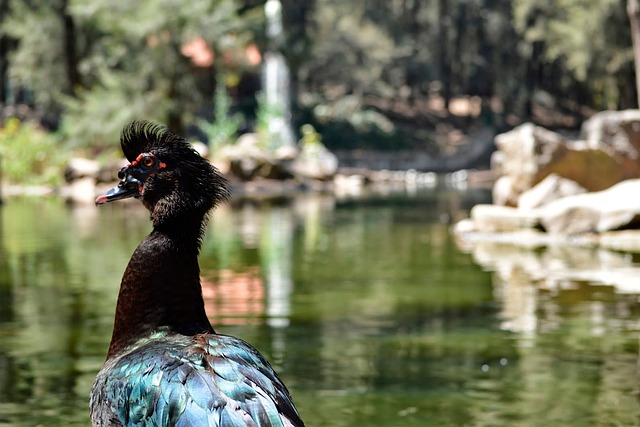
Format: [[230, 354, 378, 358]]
[[0, 167, 458, 204]]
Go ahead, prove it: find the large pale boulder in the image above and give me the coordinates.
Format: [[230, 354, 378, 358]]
[[492, 123, 573, 206], [63, 158, 100, 204], [536, 141, 622, 191], [62, 157, 128, 204], [63, 177, 97, 205], [216, 133, 264, 180], [581, 109, 640, 181], [582, 109, 640, 153], [540, 179, 640, 234], [518, 174, 587, 210], [492, 111, 640, 206]]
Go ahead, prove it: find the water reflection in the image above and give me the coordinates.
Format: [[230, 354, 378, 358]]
[[456, 239, 640, 427], [460, 241, 640, 337], [202, 268, 265, 325], [0, 188, 638, 426]]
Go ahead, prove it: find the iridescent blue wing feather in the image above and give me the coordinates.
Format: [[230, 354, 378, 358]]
[[90, 333, 303, 427]]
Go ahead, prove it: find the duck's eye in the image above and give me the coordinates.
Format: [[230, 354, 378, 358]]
[[142, 156, 155, 168]]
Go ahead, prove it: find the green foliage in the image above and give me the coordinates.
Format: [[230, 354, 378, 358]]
[[197, 75, 243, 154], [2, 0, 70, 111], [65, 0, 259, 148], [299, 0, 517, 103], [255, 92, 284, 151], [297, 0, 636, 127], [0, 118, 68, 185], [298, 124, 329, 161], [512, 0, 633, 107], [299, 124, 322, 147], [304, 2, 401, 96], [309, 95, 395, 134], [4, 0, 263, 149], [61, 70, 170, 150], [295, 0, 528, 145], [2, 0, 638, 155]]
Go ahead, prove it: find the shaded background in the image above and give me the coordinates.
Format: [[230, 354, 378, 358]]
[[0, 0, 636, 154]]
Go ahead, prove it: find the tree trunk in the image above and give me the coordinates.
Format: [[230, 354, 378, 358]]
[[58, 0, 81, 96], [281, 0, 316, 120], [628, 0, 640, 107], [438, 0, 451, 110], [0, 0, 11, 105]]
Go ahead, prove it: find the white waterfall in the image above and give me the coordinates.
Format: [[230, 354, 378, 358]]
[[262, 0, 295, 149]]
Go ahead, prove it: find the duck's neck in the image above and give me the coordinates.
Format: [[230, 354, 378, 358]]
[[106, 216, 214, 358]]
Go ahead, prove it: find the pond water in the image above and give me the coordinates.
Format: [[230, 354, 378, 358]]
[[0, 186, 638, 426]]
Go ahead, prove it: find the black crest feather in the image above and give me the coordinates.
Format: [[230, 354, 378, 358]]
[[120, 120, 185, 162]]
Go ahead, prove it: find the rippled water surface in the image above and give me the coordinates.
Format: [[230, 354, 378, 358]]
[[0, 187, 638, 426]]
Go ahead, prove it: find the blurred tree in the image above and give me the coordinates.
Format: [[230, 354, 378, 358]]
[[2, 0, 637, 154], [280, 0, 316, 105], [628, 0, 640, 106], [288, 0, 637, 151], [513, 0, 636, 110], [3, 0, 78, 121], [295, 0, 530, 149], [0, 0, 14, 107], [63, 0, 262, 148], [4, 0, 262, 148]]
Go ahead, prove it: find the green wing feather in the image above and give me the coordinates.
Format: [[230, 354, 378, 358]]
[[90, 333, 303, 427]]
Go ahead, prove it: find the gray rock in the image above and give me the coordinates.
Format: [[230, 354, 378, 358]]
[[191, 141, 209, 158], [581, 109, 640, 154], [493, 123, 568, 205], [599, 230, 640, 253], [217, 133, 295, 180], [518, 173, 586, 210], [62, 176, 97, 205], [64, 158, 100, 183], [291, 142, 338, 181], [470, 204, 539, 233], [492, 175, 517, 207], [540, 179, 640, 234]]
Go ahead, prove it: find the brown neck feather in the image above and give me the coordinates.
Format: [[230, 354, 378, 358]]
[[106, 216, 214, 358]]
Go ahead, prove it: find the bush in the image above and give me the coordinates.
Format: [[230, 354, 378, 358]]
[[197, 74, 243, 154], [0, 118, 69, 186]]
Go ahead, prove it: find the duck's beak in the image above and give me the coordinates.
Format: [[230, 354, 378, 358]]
[[95, 182, 140, 204], [95, 167, 143, 205], [96, 153, 166, 205]]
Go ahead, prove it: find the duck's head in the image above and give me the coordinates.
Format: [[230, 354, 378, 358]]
[[96, 120, 229, 226]]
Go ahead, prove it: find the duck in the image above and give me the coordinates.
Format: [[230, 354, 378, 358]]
[[90, 120, 304, 427]]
